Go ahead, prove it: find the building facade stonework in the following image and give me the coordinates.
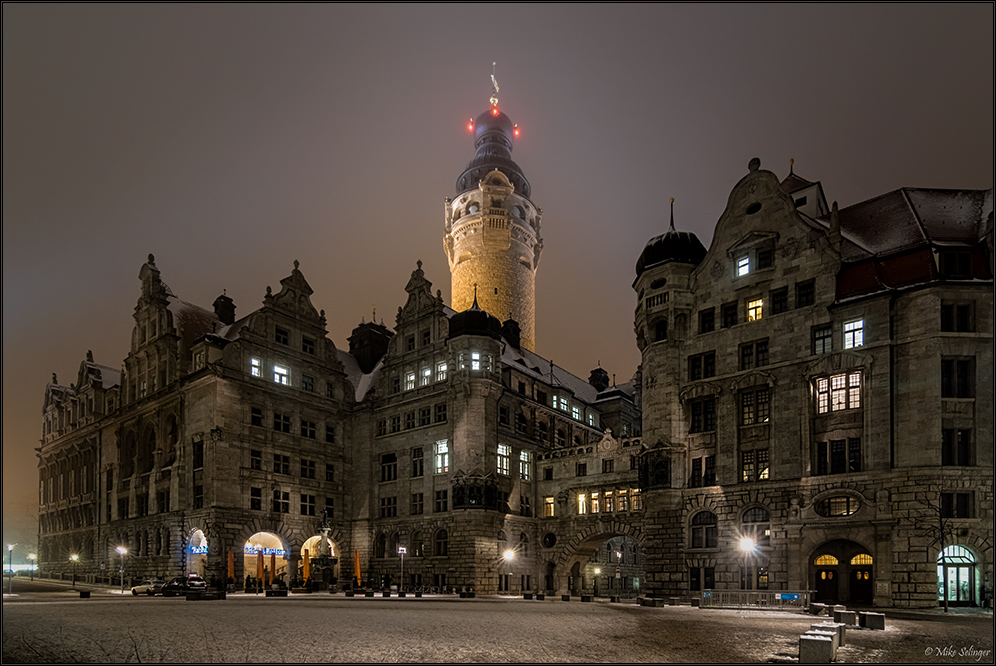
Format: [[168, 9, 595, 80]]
[[36, 101, 992, 607]]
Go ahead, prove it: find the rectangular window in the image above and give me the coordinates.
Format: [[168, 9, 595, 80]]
[[435, 440, 449, 474], [411, 492, 424, 515], [471, 352, 481, 371], [740, 388, 770, 425], [688, 351, 716, 380], [941, 303, 974, 332], [520, 495, 532, 517], [379, 496, 397, 518], [815, 371, 862, 413], [251, 407, 263, 427], [422, 330, 431, 347], [497, 444, 511, 475], [543, 466, 553, 481], [405, 372, 416, 391], [843, 319, 864, 349], [192, 485, 204, 509], [690, 398, 717, 433], [544, 496, 555, 517], [273, 413, 291, 433], [405, 412, 415, 430], [602, 458, 614, 474], [572, 405, 581, 421], [390, 416, 401, 433], [796, 279, 815, 308], [325, 424, 336, 444], [301, 420, 316, 439], [250, 449, 262, 470], [704, 455, 716, 486], [411, 447, 424, 477], [324, 497, 334, 518], [301, 494, 316, 516], [275, 327, 289, 345], [519, 450, 531, 480], [757, 248, 774, 270], [327, 381, 336, 399], [815, 438, 860, 476], [577, 493, 588, 515], [499, 405, 510, 426], [300, 459, 316, 479], [325, 463, 335, 482], [434, 490, 448, 513], [302, 374, 314, 393], [381, 453, 398, 482], [942, 429, 973, 466], [590, 491, 600, 514], [273, 454, 290, 475], [273, 365, 290, 385], [941, 358, 975, 398], [392, 376, 400, 394], [747, 298, 763, 322], [941, 492, 974, 518], [436, 362, 448, 382], [576, 462, 587, 477], [272, 490, 289, 513], [618, 488, 630, 512], [940, 251, 972, 277], [770, 287, 788, 315], [192, 440, 204, 470], [737, 255, 750, 276], [421, 367, 431, 387], [435, 403, 447, 423], [406, 335, 416, 352], [699, 308, 715, 334], [721, 302, 738, 328], [250, 357, 262, 377], [250, 487, 262, 511], [812, 324, 832, 355], [376, 419, 387, 437], [301, 336, 315, 355]]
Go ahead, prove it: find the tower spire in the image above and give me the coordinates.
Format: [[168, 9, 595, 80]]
[[669, 197, 675, 231], [490, 62, 499, 107]]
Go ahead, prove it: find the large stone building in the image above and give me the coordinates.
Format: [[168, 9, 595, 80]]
[[36, 94, 992, 606]]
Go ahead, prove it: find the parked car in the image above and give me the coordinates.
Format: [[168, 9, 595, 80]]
[[161, 576, 207, 597], [131, 578, 167, 596]]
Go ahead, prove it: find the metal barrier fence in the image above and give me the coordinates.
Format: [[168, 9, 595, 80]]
[[699, 589, 810, 609]]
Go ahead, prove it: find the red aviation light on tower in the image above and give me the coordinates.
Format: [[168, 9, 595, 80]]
[[513, 124, 520, 137], [467, 118, 474, 132], [491, 106, 500, 117]]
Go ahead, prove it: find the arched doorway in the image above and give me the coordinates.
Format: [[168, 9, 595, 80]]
[[811, 540, 873, 604], [561, 532, 644, 597], [187, 529, 208, 577], [937, 546, 977, 607], [243, 532, 287, 589], [301, 535, 338, 588]]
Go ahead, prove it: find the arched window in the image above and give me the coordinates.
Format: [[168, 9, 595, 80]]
[[654, 319, 668, 342], [374, 533, 386, 559], [690, 511, 717, 549], [742, 507, 770, 547], [850, 553, 873, 566], [814, 554, 839, 566], [497, 530, 507, 556], [519, 533, 529, 558], [410, 531, 423, 558], [434, 529, 448, 557]]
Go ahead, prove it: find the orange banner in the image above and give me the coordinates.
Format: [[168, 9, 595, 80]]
[[303, 548, 310, 582]]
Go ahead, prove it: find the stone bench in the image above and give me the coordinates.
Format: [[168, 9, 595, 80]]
[[858, 611, 885, 630], [799, 634, 834, 664]]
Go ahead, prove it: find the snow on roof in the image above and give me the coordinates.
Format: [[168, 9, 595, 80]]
[[337, 348, 381, 402], [166, 296, 224, 349], [501, 344, 599, 404], [87, 362, 121, 389]]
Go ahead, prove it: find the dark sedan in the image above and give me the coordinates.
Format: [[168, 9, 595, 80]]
[[161, 576, 207, 596]]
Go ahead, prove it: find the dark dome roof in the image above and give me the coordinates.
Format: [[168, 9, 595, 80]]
[[636, 229, 707, 276], [456, 107, 531, 198], [448, 299, 502, 341]]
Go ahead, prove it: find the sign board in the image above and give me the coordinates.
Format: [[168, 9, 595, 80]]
[[775, 593, 799, 600]]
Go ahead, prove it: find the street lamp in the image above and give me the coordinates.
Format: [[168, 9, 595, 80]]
[[594, 567, 601, 597], [116, 547, 128, 594], [398, 547, 406, 592], [28, 554, 36, 581], [70, 554, 79, 587], [7, 545, 15, 595], [739, 537, 757, 555], [502, 549, 514, 594]]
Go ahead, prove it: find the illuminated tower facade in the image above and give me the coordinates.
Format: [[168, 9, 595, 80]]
[[444, 80, 543, 351]]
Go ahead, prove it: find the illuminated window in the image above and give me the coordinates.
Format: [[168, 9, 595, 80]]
[[747, 299, 763, 321], [435, 440, 449, 474], [577, 493, 588, 515], [742, 507, 770, 547], [436, 362, 448, 382], [544, 496, 555, 517], [590, 491, 600, 513], [273, 365, 290, 385], [814, 554, 839, 566], [851, 554, 873, 566], [843, 319, 864, 349], [618, 488, 630, 511], [250, 357, 262, 377], [497, 444, 510, 475], [405, 372, 416, 391], [740, 448, 769, 482], [740, 388, 770, 425], [815, 371, 862, 414], [603, 490, 614, 512], [421, 367, 431, 386], [588, 414, 595, 427], [572, 406, 581, 421], [471, 352, 481, 371], [519, 450, 531, 480], [737, 256, 750, 277], [815, 496, 860, 516]]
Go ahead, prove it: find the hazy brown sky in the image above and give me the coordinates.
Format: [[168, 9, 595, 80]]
[[3, 3, 992, 549]]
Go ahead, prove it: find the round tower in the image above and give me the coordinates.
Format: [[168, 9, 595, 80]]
[[444, 84, 543, 351]]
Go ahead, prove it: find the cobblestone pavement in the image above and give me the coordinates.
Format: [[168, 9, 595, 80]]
[[2, 584, 993, 663]]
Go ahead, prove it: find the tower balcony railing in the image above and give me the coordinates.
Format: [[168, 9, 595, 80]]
[[486, 207, 507, 217]]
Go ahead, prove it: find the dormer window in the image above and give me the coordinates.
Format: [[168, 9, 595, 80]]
[[250, 357, 262, 378], [275, 327, 289, 346], [737, 256, 750, 277]]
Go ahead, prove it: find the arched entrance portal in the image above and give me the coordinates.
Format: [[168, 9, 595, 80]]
[[561, 533, 644, 598], [937, 546, 977, 607], [243, 532, 288, 590], [187, 529, 208, 577], [301, 536, 339, 588], [811, 540, 874, 604]]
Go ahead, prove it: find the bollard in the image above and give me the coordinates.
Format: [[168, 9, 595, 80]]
[[798, 634, 833, 664]]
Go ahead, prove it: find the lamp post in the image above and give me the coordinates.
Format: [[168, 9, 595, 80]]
[[594, 568, 601, 597], [616, 550, 622, 595], [28, 554, 36, 581], [6, 545, 15, 595], [502, 549, 514, 594], [116, 547, 128, 594], [398, 547, 406, 593], [70, 554, 79, 587]]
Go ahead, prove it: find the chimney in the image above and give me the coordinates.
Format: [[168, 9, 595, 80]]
[[213, 294, 236, 326]]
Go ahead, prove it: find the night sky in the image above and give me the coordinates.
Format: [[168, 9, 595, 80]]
[[3, 4, 992, 551]]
